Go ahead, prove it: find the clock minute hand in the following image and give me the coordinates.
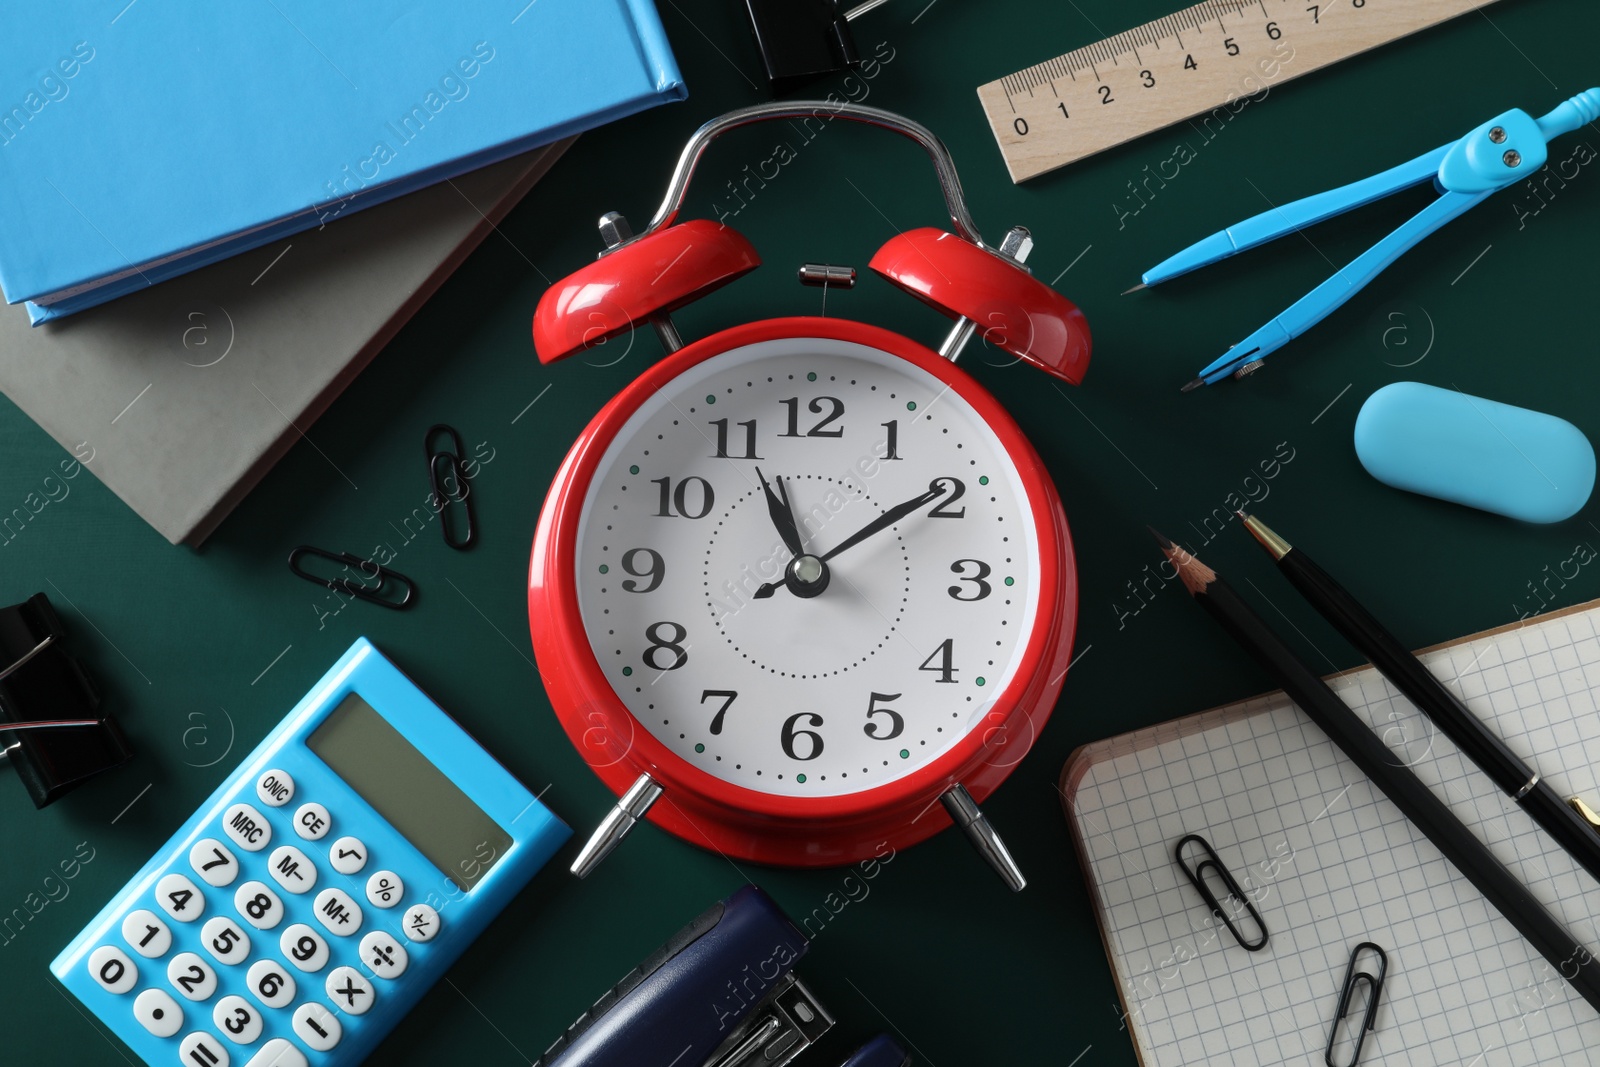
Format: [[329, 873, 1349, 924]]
[[755, 467, 805, 558], [819, 480, 947, 563]]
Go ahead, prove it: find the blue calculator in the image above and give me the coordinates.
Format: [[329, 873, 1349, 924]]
[[51, 638, 571, 1067]]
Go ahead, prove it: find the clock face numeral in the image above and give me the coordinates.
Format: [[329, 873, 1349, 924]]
[[710, 418, 762, 460], [948, 559, 992, 601], [643, 622, 689, 671], [779, 396, 845, 438], [701, 689, 737, 735], [620, 548, 665, 594], [880, 420, 902, 461], [918, 638, 958, 683], [928, 477, 966, 518], [652, 476, 714, 519], [575, 339, 1040, 797], [780, 712, 825, 761], [863, 692, 905, 740]]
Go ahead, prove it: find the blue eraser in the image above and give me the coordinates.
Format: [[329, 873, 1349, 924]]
[[1354, 382, 1594, 523]]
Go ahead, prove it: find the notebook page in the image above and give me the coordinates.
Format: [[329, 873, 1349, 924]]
[[1066, 604, 1600, 1066]]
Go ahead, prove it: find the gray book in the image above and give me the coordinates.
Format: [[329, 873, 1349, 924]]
[[0, 140, 570, 546]]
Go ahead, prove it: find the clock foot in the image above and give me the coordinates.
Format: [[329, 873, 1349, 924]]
[[570, 773, 663, 878], [940, 783, 1027, 892]]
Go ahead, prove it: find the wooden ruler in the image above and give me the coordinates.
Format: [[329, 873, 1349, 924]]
[[978, 0, 1503, 182]]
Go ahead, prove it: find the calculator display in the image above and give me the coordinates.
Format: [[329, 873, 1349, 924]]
[[308, 692, 512, 890]]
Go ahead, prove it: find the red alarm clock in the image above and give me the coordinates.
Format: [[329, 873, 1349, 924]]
[[528, 102, 1089, 889]]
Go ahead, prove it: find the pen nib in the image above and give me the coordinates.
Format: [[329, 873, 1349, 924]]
[[1180, 377, 1205, 393], [1121, 282, 1148, 296]]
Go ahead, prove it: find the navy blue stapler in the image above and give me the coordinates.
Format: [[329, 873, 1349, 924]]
[[534, 885, 909, 1067]]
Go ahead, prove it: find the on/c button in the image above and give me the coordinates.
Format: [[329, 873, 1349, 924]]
[[255, 769, 294, 808]]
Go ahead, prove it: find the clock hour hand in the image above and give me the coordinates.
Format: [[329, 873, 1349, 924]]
[[818, 480, 947, 563], [755, 467, 805, 558], [754, 480, 948, 599]]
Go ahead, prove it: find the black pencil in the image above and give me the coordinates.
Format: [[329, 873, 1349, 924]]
[[1152, 529, 1600, 1017], [1238, 511, 1600, 890]]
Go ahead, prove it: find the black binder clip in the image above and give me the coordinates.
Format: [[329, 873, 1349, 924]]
[[288, 547, 416, 610], [742, 0, 888, 95], [425, 423, 477, 550], [1174, 834, 1269, 951], [1325, 942, 1386, 1067], [0, 594, 132, 808]]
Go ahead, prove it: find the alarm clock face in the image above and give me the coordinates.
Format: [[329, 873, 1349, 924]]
[[572, 336, 1041, 799]]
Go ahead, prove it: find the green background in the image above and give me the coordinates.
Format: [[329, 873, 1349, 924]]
[[4, 0, 1597, 1063]]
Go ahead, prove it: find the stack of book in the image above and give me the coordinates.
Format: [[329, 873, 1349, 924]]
[[0, 1, 685, 544]]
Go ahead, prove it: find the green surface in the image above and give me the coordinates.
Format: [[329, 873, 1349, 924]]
[[3, 1, 1597, 1063]]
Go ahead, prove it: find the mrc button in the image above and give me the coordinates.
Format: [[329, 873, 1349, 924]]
[[223, 803, 272, 852], [256, 769, 294, 807]]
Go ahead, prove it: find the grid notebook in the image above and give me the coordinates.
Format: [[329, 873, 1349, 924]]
[[1062, 600, 1600, 1067]]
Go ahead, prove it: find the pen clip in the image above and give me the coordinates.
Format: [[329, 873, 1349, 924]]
[[1570, 796, 1600, 831], [1174, 834, 1269, 952]]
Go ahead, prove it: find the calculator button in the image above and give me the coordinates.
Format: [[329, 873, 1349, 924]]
[[123, 909, 173, 958], [157, 873, 206, 923], [89, 944, 137, 994], [255, 770, 294, 808], [246, 959, 295, 1010], [234, 882, 284, 931], [213, 995, 263, 1044], [134, 988, 184, 1037], [280, 924, 329, 972], [327, 836, 367, 875], [292, 803, 330, 841], [223, 803, 272, 852], [267, 846, 317, 895], [324, 966, 375, 1016], [312, 888, 362, 936], [401, 903, 439, 943], [179, 1030, 230, 1066], [290, 1002, 342, 1052], [189, 839, 240, 888], [167, 952, 219, 1002], [243, 1038, 307, 1067], [201, 916, 251, 966], [358, 931, 408, 980], [365, 870, 402, 909]]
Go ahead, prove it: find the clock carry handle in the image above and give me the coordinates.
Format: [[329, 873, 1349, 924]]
[[532, 102, 1090, 383], [631, 101, 987, 248]]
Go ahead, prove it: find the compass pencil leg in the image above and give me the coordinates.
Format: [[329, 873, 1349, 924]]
[[571, 773, 663, 878], [940, 783, 1027, 892]]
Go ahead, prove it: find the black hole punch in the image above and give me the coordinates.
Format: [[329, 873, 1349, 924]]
[[1325, 942, 1386, 1067], [288, 547, 415, 611], [425, 423, 477, 551], [1174, 834, 1269, 952]]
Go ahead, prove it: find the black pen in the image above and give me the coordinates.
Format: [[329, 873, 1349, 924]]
[[1239, 512, 1600, 888], [1152, 529, 1600, 1017]]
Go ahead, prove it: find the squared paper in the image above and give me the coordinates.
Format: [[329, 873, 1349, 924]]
[[1063, 602, 1600, 1066]]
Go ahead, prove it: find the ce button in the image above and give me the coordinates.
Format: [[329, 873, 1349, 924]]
[[294, 803, 331, 842]]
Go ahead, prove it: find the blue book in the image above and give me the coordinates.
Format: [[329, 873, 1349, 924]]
[[0, 1, 684, 323]]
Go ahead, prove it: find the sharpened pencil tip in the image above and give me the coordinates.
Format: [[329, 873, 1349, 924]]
[[1147, 526, 1175, 550], [1121, 282, 1148, 295], [1180, 378, 1205, 393]]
